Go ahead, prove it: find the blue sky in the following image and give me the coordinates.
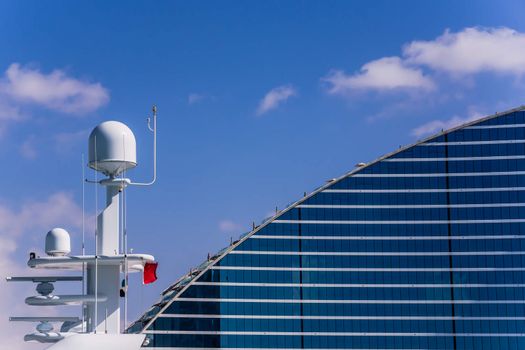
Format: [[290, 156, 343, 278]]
[[2, 1, 525, 347]]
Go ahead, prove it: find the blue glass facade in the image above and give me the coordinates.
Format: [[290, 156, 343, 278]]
[[129, 107, 525, 349]]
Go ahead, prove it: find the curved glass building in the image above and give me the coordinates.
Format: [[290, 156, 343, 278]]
[[130, 106, 525, 349]]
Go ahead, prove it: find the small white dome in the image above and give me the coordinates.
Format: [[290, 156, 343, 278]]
[[88, 121, 137, 176], [45, 228, 71, 257]]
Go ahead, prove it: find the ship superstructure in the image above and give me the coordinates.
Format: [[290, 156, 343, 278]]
[[7, 107, 159, 350]]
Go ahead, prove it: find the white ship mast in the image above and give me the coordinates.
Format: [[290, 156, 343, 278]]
[[7, 106, 159, 349]]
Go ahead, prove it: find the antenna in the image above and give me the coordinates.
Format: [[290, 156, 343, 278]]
[[130, 105, 157, 186], [123, 187, 128, 330], [84, 105, 159, 334], [94, 138, 99, 333], [122, 133, 129, 330], [81, 154, 86, 332], [85, 105, 159, 187]]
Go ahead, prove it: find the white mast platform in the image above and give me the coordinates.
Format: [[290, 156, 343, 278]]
[[8, 107, 159, 349]]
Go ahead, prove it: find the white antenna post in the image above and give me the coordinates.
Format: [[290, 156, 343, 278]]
[[130, 105, 158, 186]]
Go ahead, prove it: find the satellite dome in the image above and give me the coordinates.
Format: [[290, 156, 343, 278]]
[[88, 121, 137, 176], [45, 228, 71, 257]]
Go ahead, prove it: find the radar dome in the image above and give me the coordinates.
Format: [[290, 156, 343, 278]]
[[88, 121, 137, 176], [45, 228, 71, 257]]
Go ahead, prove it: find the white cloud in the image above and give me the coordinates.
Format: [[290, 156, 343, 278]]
[[323, 27, 525, 98], [188, 93, 205, 105], [410, 112, 482, 138], [218, 220, 243, 233], [404, 27, 525, 75], [0, 63, 108, 137], [19, 135, 37, 160], [0, 192, 89, 349], [0, 98, 24, 122], [0, 98, 25, 137], [0, 192, 86, 238], [1, 63, 109, 114], [256, 85, 297, 116], [54, 129, 90, 153], [323, 57, 434, 94]]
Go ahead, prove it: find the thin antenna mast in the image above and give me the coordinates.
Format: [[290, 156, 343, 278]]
[[81, 153, 86, 332], [130, 105, 157, 186], [123, 172, 128, 329], [122, 134, 129, 330], [94, 139, 99, 333]]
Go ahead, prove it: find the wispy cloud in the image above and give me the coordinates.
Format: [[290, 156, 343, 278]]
[[188, 93, 205, 105], [0, 192, 87, 237], [410, 112, 482, 138], [323, 57, 434, 94], [19, 135, 37, 160], [404, 27, 525, 75], [1, 63, 109, 114], [256, 85, 297, 116], [218, 219, 243, 233], [54, 129, 90, 153], [0, 98, 25, 137]]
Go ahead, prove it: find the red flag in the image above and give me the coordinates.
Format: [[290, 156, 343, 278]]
[[143, 262, 158, 284]]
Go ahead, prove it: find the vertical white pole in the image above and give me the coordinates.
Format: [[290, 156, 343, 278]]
[[94, 143, 99, 332], [81, 154, 86, 332], [99, 184, 121, 334], [86, 183, 121, 334]]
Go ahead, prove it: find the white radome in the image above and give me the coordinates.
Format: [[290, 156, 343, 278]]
[[45, 228, 71, 257], [88, 121, 137, 176]]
